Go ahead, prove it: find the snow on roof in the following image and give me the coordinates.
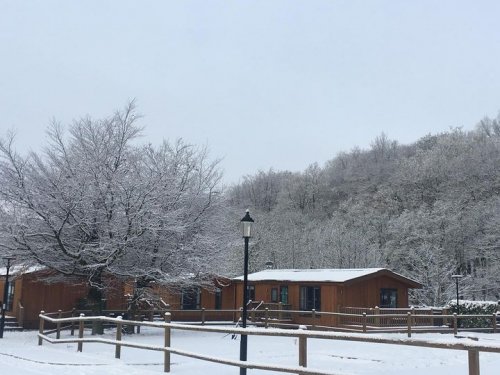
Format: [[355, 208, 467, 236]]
[[0, 264, 45, 276], [233, 268, 388, 282]]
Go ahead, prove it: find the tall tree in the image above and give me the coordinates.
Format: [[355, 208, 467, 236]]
[[0, 103, 226, 312]]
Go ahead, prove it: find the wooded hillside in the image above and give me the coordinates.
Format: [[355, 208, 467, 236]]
[[229, 115, 500, 306]]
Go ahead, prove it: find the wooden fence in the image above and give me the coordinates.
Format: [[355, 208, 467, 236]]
[[37, 311, 500, 375], [64, 305, 498, 335]]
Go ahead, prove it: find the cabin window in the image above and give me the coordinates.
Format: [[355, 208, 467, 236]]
[[6, 282, 14, 311], [214, 288, 222, 310], [380, 288, 398, 308], [299, 286, 321, 311], [181, 288, 200, 310], [246, 285, 255, 303], [271, 288, 278, 302], [280, 286, 288, 304]]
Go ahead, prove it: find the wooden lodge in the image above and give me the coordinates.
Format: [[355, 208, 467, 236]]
[[1, 266, 87, 328], [0, 266, 235, 328], [232, 268, 423, 327], [0, 266, 128, 329]]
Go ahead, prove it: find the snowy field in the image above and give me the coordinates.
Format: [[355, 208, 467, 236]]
[[1, 327, 500, 375]]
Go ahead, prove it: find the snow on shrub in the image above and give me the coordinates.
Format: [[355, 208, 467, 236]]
[[447, 300, 499, 328]]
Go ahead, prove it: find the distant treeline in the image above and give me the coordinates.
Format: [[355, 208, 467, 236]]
[[228, 114, 500, 306]]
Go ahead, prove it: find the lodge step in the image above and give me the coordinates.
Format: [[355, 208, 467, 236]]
[[2, 316, 22, 331], [4, 326, 23, 332]]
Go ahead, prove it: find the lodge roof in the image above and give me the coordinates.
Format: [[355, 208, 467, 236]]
[[233, 268, 422, 288], [0, 265, 44, 277]]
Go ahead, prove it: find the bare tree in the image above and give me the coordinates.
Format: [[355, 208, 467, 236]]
[[0, 102, 226, 317]]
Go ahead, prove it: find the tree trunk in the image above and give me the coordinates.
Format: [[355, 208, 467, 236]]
[[88, 273, 105, 335]]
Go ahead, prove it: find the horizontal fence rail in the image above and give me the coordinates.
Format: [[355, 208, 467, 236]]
[[37, 311, 500, 375]]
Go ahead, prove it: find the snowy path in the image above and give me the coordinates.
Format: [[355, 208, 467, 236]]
[[1, 328, 500, 374]]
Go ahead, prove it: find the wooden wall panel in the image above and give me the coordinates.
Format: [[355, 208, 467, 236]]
[[343, 276, 410, 308], [21, 275, 88, 328], [103, 278, 128, 310]]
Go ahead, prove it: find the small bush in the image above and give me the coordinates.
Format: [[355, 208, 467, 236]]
[[447, 300, 498, 328]]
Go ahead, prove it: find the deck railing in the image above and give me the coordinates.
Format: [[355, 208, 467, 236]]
[[37, 310, 500, 375], [258, 309, 498, 335], [339, 307, 450, 327]]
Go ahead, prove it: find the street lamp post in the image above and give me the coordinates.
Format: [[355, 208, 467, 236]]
[[239, 210, 254, 375], [451, 274, 463, 315], [0, 257, 14, 339]]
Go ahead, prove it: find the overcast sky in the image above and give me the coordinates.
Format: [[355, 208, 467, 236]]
[[1, 1, 500, 184]]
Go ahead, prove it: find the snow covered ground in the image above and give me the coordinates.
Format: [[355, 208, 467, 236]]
[[1, 327, 500, 375]]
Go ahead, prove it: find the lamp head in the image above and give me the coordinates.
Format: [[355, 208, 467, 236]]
[[240, 209, 254, 238]]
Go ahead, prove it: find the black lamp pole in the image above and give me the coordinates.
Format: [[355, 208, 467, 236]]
[[0, 257, 14, 339], [239, 210, 254, 375], [451, 274, 463, 315]]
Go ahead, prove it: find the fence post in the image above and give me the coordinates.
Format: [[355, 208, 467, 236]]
[[164, 304, 171, 322], [411, 306, 415, 326], [362, 313, 367, 333], [492, 314, 497, 333], [311, 309, 316, 328], [374, 306, 380, 327], [56, 310, 62, 339], [468, 350, 480, 375], [298, 325, 307, 372], [18, 303, 24, 329], [201, 308, 206, 325], [251, 308, 256, 322], [265, 308, 269, 328], [407, 312, 412, 338], [78, 313, 85, 352], [336, 304, 341, 327], [38, 310, 45, 346], [115, 316, 122, 359], [453, 313, 458, 336], [278, 302, 283, 320], [164, 312, 171, 373], [442, 308, 448, 326], [71, 308, 76, 336]]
